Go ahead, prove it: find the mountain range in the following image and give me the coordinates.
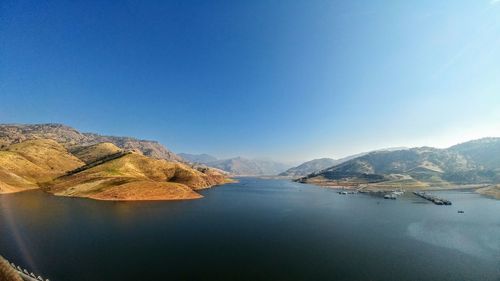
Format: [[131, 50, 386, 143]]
[[0, 123, 181, 161], [297, 138, 500, 191], [1, 123, 499, 199], [177, 153, 291, 176], [0, 124, 230, 200], [178, 153, 218, 164], [279, 158, 339, 178], [280, 147, 408, 178]]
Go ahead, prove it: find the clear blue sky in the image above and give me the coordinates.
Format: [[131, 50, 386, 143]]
[[1, 0, 499, 163]]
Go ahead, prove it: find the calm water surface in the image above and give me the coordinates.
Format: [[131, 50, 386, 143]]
[[1, 178, 499, 281]]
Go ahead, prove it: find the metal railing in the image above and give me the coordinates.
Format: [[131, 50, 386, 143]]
[[1, 256, 50, 281]]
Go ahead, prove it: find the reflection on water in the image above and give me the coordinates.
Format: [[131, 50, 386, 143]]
[[407, 221, 500, 258], [1, 178, 499, 281]]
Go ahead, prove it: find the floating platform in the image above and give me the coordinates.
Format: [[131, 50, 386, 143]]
[[413, 191, 452, 205]]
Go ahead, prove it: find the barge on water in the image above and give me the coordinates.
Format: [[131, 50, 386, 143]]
[[413, 191, 452, 205]]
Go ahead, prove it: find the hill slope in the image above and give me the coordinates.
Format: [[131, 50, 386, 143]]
[[476, 184, 500, 199], [279, 158, 338, 178], [69, 142, 122, 164], [449, 138, 500, 170], [46, 152, 228, 201], [178, 153, 218, 164], [0, 139, 84, 193], [298, 140, 500, 189], [0, 123, 181, 162], [207, 157, 291, 176], [0, 135, 230, 200], [280, 148, 409, 178]]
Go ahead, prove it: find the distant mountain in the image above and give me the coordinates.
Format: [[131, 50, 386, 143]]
[[280, 147, 409, 178], [449, 138, 500, 170], [178, 153, 218, 164], [83, 133, 182, 162], [297, 138, 500, 189], [207, 157, 291, 176], [279, 158, 339, 178], [0, 124, 230, 200], [0, 123, 182, 162]]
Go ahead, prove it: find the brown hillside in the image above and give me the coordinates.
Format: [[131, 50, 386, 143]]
[[476, 184, 500, 199], [46, 153, 229, 201], [69, 142, 122, 164], [0, 139, 230, 200], [6, 139, 84, 172], [0, 124, 182, 162], [0, 139, 84, 193]]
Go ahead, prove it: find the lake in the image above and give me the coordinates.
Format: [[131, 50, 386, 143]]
[[1, 178, 499, 281]]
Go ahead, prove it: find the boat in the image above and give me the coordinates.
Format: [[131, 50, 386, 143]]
[[384, 194, 396, 200], [458, 210, 464, 213], [392, 185, 404, 196], [338, 191, 348, 195]]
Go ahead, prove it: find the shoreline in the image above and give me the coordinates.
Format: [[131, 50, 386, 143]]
[[0, 179, 235, 202], [297, 180, 499, 199]]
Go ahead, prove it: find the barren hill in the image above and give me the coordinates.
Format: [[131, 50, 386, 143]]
[[178, 153, 218, 164], [69, 142, 122, 164], [0, 125, 230, 200], [206, 157, 291, 176], [0, 139, 84, 193], [279, 158, 338, 178], [298, 139, 500, 189], [0, 123, 181, 162], [46, 152, 228, 201]]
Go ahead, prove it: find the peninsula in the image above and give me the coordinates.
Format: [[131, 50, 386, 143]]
[[0, 124, 231, 201]]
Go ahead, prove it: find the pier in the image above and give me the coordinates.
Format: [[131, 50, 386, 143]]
[[413, 191, 452, 205]]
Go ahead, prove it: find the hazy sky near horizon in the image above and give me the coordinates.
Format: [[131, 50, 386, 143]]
[[1, 0, 500, 163]]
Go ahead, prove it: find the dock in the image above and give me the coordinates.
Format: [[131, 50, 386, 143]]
[[413, 191, 452, 205]]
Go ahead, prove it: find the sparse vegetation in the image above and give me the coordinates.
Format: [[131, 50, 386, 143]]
[[46, 152, 228, 200], [69, 142, 122, 164], [0, 124, 182, 162], [0, 130, 230, 200], [298, 139, 500, 192]]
